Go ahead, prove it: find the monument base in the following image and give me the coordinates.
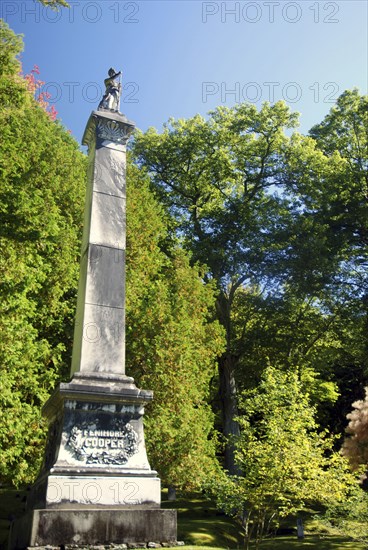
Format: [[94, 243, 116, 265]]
[[9, 376, 177, 549], [10, 508, 177, 549]]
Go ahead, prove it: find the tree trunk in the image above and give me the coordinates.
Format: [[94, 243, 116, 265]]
[[219, 351, 240, 474], [216, 290, 241, 474]]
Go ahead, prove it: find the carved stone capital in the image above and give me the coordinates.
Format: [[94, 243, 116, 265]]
[[96, 118, 133, 144], [82, 110, 135, 150]]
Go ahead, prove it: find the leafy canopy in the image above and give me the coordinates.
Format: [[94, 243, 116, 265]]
[[208, 366, 358, 549], [0, 20, 86, 486], [126, 162, 224, 490]]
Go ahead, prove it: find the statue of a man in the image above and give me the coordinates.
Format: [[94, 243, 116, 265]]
[[98, 68, 122, 112]]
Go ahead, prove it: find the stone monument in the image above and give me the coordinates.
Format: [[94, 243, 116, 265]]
[[10, 69, 177, 549]]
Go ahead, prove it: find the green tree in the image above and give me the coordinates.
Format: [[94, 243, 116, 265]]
[[132, 102, 299, 473], [284, 90, 368, 432], [208, 366, 357, 549], [0, 20, 86, 486], [126, 162, 224, 491], [230, 283, 368, 431], [308, 90, 368, 334], [320, 482, 368, 545], [285, 90, 367, 298], [132, 100, 362, 463], [37, 0, 69, 8]]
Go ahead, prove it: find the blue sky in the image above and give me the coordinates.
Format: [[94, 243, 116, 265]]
[[2, 0, 367, 143]]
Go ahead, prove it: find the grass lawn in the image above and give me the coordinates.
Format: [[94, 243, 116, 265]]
[[258, 535, 367, 549], [162, 535, 367, 549], [161, 494, 368, 549], [165, 541, 366, 550], [0, 489, 366, 549]]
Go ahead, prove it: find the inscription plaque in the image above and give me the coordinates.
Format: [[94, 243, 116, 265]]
[[67, 420, 138, 465]]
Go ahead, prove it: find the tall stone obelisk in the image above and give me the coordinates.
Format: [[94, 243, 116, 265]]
[[11, 70, 177, 549], [71, 103, 132, 379]]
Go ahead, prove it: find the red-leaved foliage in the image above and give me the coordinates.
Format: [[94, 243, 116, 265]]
[[342, 389, 368, 473], [24, 65, 58, 121]]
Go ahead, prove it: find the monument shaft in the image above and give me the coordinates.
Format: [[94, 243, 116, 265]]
[[71, 110, 134, 377]]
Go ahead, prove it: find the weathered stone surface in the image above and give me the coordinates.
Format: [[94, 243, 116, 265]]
[[71, 110, 134, 378], [89, 193, 126, 249], [11, 509, 177, 548], [41, 475, 160, 508], [73, 301, 125, 375], [85, 244, 126, 308], [93, 147, 126, 198]]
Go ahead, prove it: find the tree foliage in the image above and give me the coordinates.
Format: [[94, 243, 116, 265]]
[[37, 0, 69, 8], [284, 89, 368, 430], [286, 90, 368, 298], [132, 93, 368, 471], [208, 366, 357, 549], [132, 102, 301, 472], [0, 20, 86, 486], [126, 162, 224, 490]]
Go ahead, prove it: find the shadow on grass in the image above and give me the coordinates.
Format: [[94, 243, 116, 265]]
[[162, 494, 242, 547], [163, 537, 367, 550], [259, 535, 367, 549]]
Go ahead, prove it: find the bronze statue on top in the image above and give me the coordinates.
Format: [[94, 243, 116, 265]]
[[98, 68, 122, 112]]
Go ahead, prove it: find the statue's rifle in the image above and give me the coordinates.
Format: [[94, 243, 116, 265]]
[[118, 70, 122, 113]]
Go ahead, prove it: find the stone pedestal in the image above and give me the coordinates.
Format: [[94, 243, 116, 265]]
[[10, 109, 177, 548], [12, 509, 177, 548], [28, 375, 160, 510], [10, 375, 177, 548]]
